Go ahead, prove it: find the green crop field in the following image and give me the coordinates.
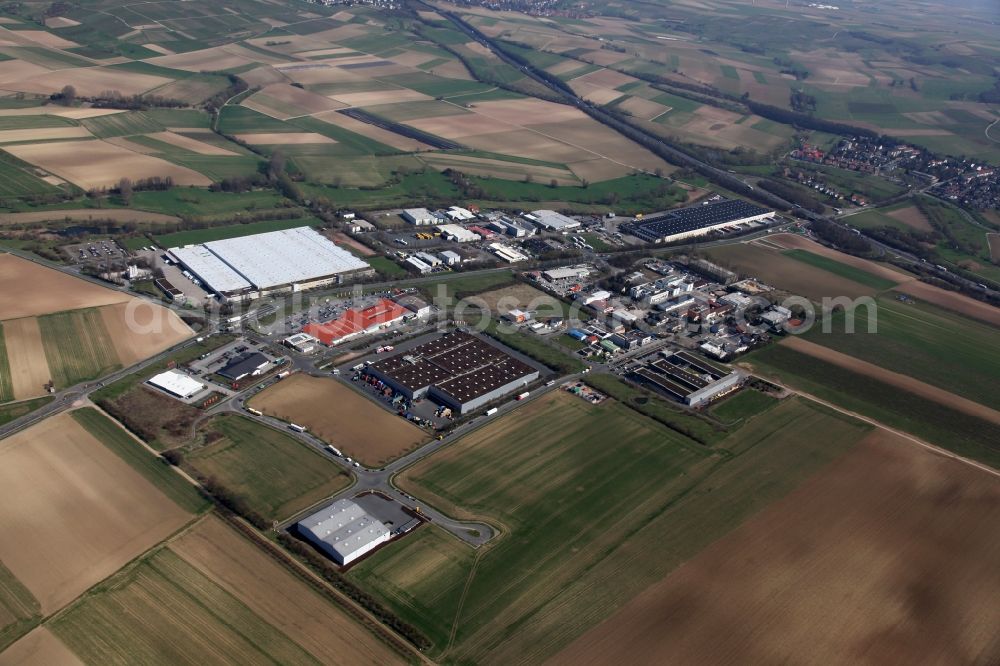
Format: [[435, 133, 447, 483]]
[[781, 249, 901, 290], [0, 323, 12, 402], [0, 115, 77, 130], [153, 216, 322, 247], [0, 153, 62, 197], [354, 392, 868, 662], [0, 396, 52, 427], [748, 345, 1000, 468], [72, 408, 208, 514], [218, 106, 297, 134], [185, 415, 349, 522], [708, 387, 778, 425], [129, 189, 288, 217], [81, 112, 166, 138], [52, 549, 320, 665], [801, 295, 1000, 410], [38, 308, 121, 388], [0, 558, 40, 652]]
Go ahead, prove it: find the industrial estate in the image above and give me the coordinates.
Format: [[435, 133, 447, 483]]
[[0, 0, 998, 664]]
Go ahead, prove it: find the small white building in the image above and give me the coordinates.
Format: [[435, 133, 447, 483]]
[[406, 256, 433, 274], [148, 370, 205, 399], [488, 243, 529, 263], [297, 499, 390, 566], [446, 206, 476, 221], [529, 209, 581, 231], [402, 208, 436, 226], [415, 251, 442, 267], [284, 332, 319, 354], [440, 250, 462, 265], [583, 290, 611, 305]]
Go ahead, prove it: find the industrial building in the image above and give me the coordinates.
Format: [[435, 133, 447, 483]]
[[393, 294, 432, 318], [218, 352, 271, 381], [489, 243, 530, 263], [527, 209, 581, 231], [303, 298, 407, 346], [367, 331, 539, 414], [624, 200, 774, 244], [147, 370, 204, 399], [284, 332, 319, 354], [631, 351, 742, 406], [168, 227, 371, 301], [402, 208, 436, 225], [297, 498, 390, 566], [437, 224, 479, 243]]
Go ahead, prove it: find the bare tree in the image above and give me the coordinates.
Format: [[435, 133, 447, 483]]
[[60, 84, 76, 107], [118, 177, 133, 205]]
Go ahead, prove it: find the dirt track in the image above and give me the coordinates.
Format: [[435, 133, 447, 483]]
[[781, 337, 1000, 425], [551, 430, 1000, 666], [0, 209, 180, 225]]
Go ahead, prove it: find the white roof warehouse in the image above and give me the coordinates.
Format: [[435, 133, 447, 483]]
[[169, 227, 371, 301], [297, 499, 390, 565]]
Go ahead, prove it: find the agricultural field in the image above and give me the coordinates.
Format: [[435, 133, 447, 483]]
[[185, 415, 351, 523], [153, 216, 323, 247], [0, 255, 191, 399], [44, 514, 409, 665], [798, 294, 1000, 412], [552, 429, 1000, 665], [0, 411, 191, 616], [249, 373, 427, 466], [353, 391, 869, 662]]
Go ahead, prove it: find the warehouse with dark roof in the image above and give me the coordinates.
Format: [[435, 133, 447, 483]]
[[366, 331, 539, 413], [624, 199, 774, 243]]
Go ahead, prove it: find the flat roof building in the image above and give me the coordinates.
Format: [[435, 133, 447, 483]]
[[402, 208, 436, 225], [367, 331, 539, 414], [303, 298, 407, 346], [284, 332, 318, 354], [147, 370, 204, 399], [437, 224, 479, 243], [218, 352, 270, 381], [529, 209, 581, 231], [169, 227, 371, 301], [297, 499, 390, 565], [625, 200, 774, 244]]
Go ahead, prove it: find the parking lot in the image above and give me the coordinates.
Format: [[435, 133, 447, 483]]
[[62, 239, 128, 264]]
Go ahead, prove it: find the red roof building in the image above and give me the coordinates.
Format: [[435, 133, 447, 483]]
[[303, 298, 407, 346]]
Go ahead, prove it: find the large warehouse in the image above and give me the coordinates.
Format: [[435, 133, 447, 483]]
[[168, 227, 372, 301], [147, 369, 205, 399], [303, 298, 407, 346], [624, 199, 774, 243], [297, 498, 390, 566], [367, 330, 539, 413], [631, 351, 742, 406]]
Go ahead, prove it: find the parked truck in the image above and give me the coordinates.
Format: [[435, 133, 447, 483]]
[[326, 445, 342, 457], [245, 407, 263, 417], [288, 423, 307, 433]]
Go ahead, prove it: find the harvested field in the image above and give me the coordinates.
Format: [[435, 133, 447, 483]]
[[0, 628, 81, 666], [472, 98, 585, 126], [3, 67, 171, 97], [895, 281, 1000, 328], [44, 16, 81, 28], [243, 83, 346, 119], [0, 255, 129, 320], [707, 242, 881, 300], [0, 208, 179, 225], [768, 233, 912, 282], [328, 88, 430, 107], [886, 204, 933, 231], [574, 84, 623, 106], [249, 373, 426, 466], [477, 283, 563, 315], [12, 31, 77, 49], [99, 301, 192, 366], [146, 44, 286, 72], [234, 132, 335, 144], [552, 430, 1000, 666], [0, 107, 123, 120], [421, 153, 578, 185], [0, 412, 190, 614], [39, 307, 119, 387], [170, 516, 407, 665], [1, 318, 50, 400], [782, 336, 1000, 425], [3, 140, 211, 189], [311, 109, 432, 151], [617, 96, 668, 120], [570, 68, 636, 89], [0, 127, 90, 143], [144, 131, 237, 156]]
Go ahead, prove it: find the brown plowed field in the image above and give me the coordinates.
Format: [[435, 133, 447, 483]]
[[170, 516, 406, 666], [2, 317, 50, 400], [551, 430, 1000, 666], [0, 628, 82, 666], [0, 255, 129, 320], [887, 205, 933, 232], [781, 336, 1000, 425], [768, 233, 913, 282], [896, 280, 1000, 327], [99, 301, 192, 366], [249, 373, 426, 466], [0, 412, 190, 614]]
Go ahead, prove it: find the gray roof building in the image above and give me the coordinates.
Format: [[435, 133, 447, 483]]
[[297, 498, 390, 565]]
